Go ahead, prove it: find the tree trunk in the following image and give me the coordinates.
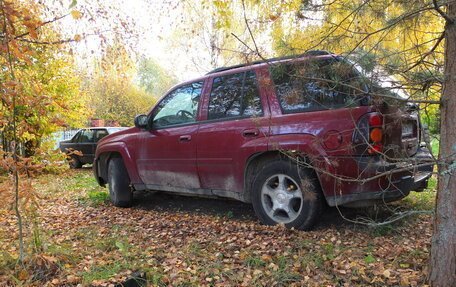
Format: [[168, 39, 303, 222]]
[[429, 3, 456, 287]]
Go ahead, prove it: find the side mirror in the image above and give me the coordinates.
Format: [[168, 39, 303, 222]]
[[134, 114, 148, 129]]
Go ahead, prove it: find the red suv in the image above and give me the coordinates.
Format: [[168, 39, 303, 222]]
[[93, 51, 433, 230]]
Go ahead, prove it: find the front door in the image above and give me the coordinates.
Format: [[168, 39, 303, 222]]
[[76, 129, 97, 164], [136, 81, 204, 189]]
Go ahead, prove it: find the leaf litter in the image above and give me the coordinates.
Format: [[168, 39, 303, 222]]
[[0, 169, 433, 286]]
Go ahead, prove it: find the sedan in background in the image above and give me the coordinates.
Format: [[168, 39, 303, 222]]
[[60, 127, 127, 168]]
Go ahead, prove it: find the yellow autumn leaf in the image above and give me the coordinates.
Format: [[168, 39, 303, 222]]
[[27, 26, 38, 40], [18, 269, 28, 280], [71, 10, 83, 19], [74, 34, 82, 42], [383, 269, 391, 278]]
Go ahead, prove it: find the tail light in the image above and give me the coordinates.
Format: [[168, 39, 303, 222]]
[[352, 112, 384, 155], [369, 114, 382, 126], [368, 114, 383, 154], [370, 128, 383, 142]]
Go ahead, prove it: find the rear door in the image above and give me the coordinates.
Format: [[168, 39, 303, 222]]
[[136, 81, 204, 189], [94, 129, 109, 143], [196, 69, 270, 194]]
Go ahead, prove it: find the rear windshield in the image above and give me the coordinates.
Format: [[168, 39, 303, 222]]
[[270, 58, 367, 114]]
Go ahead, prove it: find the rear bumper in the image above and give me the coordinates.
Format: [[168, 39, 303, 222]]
[[325, 147, 434, 207]]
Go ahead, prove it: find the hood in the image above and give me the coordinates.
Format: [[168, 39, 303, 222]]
[[98, 127, 138, 145]]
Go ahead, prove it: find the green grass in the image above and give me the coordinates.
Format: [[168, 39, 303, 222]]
[[244, 255, 267, 268], [401, 173, 437, 211], [430, 136, 439, 156], [78, 190, 110, 206], [72, 225, 142, 283], [43, 170, 111, 206], [67, 171, 105, 193], [82, 263, 132, 283], [269, 271, 302, 285], [34, 169, 106, 200], [405, 190, 436, 211], [369, 224, 402, 237], [301, 251, 324, 268], [0, 251, 16, 273], [147, 269, 168, 287], [427, 176, 437, 190]]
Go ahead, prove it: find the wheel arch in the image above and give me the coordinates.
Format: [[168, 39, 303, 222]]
[[96, 151, 120, 186], [243, 149, 325, 204], [94, 142, 141, 186]]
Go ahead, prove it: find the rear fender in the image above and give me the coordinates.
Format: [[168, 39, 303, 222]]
[[267, 134, 334, 169], [266, 134, 337, 198]]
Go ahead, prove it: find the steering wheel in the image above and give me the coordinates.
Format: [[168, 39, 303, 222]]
[[176, 110, 194, 119]]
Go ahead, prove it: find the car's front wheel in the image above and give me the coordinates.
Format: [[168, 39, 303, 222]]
[[68, 155, 82, 169], [251, 159, 321, 230], [108, 157, 133, 207]]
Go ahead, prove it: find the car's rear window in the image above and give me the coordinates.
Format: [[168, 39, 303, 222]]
[[270, 58, 366, 114]]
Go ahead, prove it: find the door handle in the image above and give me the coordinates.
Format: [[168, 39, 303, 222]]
[[179, 135, 192, 142], [242, 129, 259, 138]]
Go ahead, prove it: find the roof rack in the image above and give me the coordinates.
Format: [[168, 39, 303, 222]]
[[206, 50, 334, 75]]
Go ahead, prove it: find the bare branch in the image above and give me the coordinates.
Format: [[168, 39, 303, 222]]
[[336, 208, 433, 227], [0, 0, 24, 265], [13, 13, 69, 40], [15, 38, 78, 45], [345, 5, 436, 58], [282, 149, 437, 184], [403, 31, 446, 73], [240, 0, 266, 61], [433, 0, 454, 24]]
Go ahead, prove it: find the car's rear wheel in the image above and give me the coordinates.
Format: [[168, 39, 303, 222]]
[[108, 157, 133, 207], [69, 155, 82, 169], [251, 159, 321, 230]]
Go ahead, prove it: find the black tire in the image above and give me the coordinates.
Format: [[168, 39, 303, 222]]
[[251, 160, 321, 230], [69, 155, 82, 169], [108, 157, 133, 207]]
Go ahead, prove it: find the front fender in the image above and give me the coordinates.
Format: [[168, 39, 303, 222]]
[[94, 141, 143, 186]]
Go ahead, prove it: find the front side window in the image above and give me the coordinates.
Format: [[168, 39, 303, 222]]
[[270, 58, 365, 114], [151, 81, 203, 128], [208, 70, 262, 120], [72, 131, 81, 143]]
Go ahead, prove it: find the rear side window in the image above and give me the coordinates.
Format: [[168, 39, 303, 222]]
[[95, 129, 109, 142], [208, 70, 262, 120], [270, 58, 365, 114]]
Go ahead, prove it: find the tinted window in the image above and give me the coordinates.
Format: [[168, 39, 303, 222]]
[[72, 131, 81, 143], [208, 71, 262, 120], [270, 58, 365, 114], [95, 129, 109, 142], [78, 129, 95, 143], [152, 81, 203, 128]]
